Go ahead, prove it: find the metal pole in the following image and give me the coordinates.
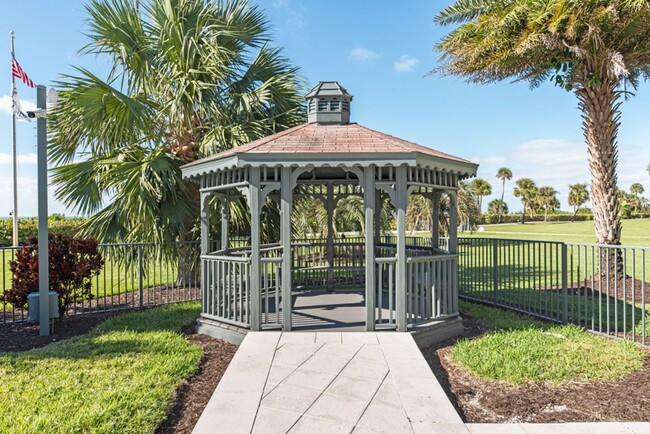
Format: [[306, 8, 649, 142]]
[[36, 85, 49, 336], [10, 31, 19, 247]]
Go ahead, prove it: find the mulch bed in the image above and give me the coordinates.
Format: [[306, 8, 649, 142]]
[[0, 311, 123, 352], [0, 308, 238, 434], [156, 328, 238, 434], [422, 315, 650, 423], [1, 285, 200, 326]]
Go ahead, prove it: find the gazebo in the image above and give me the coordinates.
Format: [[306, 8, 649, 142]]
[[181, 82, 478, 345]]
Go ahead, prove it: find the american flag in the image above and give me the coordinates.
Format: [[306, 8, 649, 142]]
[[11, 58, 34, 88]]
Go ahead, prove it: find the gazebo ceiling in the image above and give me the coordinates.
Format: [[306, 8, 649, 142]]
[[181, 122, 478, 179]]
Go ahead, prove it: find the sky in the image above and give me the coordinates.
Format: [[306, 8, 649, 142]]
[[1, 0, 650, 217]]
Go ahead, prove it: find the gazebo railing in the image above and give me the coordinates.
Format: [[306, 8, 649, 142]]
[[201, 235, 458, 330], [406, 254, 458, 326], [201, 253, 251, 328], [375, 256, 397, 329], [261, 256, 283, 329]]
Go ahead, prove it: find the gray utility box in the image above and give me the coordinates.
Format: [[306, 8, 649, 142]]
[[27, 292, 60, 321]]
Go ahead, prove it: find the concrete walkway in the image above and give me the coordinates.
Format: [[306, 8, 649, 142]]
[[192, 331, 463, 433], [192, 332, 650, 434]]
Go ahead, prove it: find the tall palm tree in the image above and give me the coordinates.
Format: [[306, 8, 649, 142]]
[[469, 178, 492, 213], [496, 167, 513, 202], [434, 0, 650, 247], [536, 186, 559, 222], [49, 0, 305, 245], [568, 183, 589, 221], [496, 167, 512, 223], [513, 178, 537, 224]]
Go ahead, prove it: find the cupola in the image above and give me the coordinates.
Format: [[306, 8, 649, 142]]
[[305, 81, 353, 125]]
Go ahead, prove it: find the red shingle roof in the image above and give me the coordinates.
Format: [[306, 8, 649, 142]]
[[183, 123, 473, 167]]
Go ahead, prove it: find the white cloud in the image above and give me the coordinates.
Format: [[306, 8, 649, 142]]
[[0, 94, 36, 116], [0, 175, 69, 217], [273, 0, 307, 30], [348, 46, 380, 62], [0, 153, 38, 165], [473, 138, 650, 213], [394, 55, 420, 72]]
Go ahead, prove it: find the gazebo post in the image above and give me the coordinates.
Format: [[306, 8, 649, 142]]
[[448, 190, 458, 254], [326, 182, 334, 289], [249, 167, 262, 331], [395, 165, 408, 332], [221, 196, 229, 250], [431, 191, 442, 249], [374, 190, 382, 243], [200, 193, 210, 255], [363, 166, 376, 331], [280, 167, 293, 330]]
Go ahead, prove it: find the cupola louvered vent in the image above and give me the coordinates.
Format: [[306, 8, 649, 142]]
[[305, 81, 353, 125]]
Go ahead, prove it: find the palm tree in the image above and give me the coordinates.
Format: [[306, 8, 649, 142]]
[[49, 0, 304, 245], [629, 183, 646, 215], [496, 168, 512, 202], [630, 183, 645, 196], [406, 194, 433, 235], [568, 183, 589, 221], [536, 186, 559, 222], [469, 178, 492, 214], [513, 178, 537, 224], [495, 167, 512, 223], [487, 199, 508, 219], [434, 1, 650, 247]]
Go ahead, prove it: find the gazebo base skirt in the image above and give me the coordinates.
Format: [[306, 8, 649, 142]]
[[196, 316, 249, 345], [410, 316, 463, 348], [195, 314, 463, 348]]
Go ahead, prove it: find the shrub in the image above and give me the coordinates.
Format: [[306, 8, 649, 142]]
[[3, 234, 103, 316], [479, 212, 593, 224], [0, 217, 85, 246]]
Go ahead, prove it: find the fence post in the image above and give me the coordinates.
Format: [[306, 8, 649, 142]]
[[561, 243, 568, 323], [492, 238, 499, 305], [138, 244, 144, 309]]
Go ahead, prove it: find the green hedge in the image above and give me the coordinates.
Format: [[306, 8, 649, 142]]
[[0, 218, 85, 246], [479, 213, 593, 224]]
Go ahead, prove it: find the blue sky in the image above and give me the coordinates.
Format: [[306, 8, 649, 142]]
[[1, 0, 649, 217]]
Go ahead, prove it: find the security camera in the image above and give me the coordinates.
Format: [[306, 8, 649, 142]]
[[26, 108, 47, 119]]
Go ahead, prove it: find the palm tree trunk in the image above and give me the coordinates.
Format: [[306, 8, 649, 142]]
[[576, 80, 622, 275], [498, 180, 505, 223]]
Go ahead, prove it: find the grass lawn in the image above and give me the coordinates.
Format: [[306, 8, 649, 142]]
[[469, 218, 650, 247], [0, 302, 202, 433], [452, 300, 646, 385]]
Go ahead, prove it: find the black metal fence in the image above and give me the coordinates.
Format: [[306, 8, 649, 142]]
[[0, 241, 202, 324], [458, 238, 650, 346]]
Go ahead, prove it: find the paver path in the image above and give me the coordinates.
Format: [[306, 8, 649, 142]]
[[192, 331, 650, 434], [192, 331, 463, 433]]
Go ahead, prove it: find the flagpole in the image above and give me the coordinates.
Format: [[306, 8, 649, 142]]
[[10, 31, 19, 247]]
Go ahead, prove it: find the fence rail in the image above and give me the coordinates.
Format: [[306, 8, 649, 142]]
[[458, 237, 650, 346], [1, 242, 203, 325]]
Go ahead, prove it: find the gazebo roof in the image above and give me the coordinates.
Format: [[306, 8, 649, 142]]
[[181, 122, 478, 179]]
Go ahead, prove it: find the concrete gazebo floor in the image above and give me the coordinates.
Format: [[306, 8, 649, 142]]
[[291, 289, 387, 332]]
